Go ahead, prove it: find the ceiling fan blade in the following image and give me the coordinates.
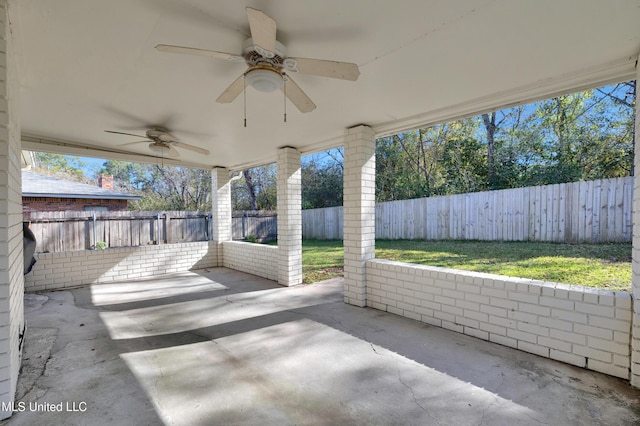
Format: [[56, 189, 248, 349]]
[[246, 7, 276, 55], [167, 145, 180, 158], [216, 74, 246, 103], [105, 130, 148, 139], [282, 76, 316, 113], [287, 57, 360, 81], [155, 44, 243, 62], [158, 132, 179, 143], [173, 141, 210, 156], [118, 140, 151, 147]]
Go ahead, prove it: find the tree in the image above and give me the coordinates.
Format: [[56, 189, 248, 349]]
[[231, 164, 276, 210], [33, 152, 88, 182], [98, 160, 211, 211], [302, 155, 343, 209]]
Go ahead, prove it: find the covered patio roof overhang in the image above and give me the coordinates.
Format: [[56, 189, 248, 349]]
[[2, 0, 640, 418]]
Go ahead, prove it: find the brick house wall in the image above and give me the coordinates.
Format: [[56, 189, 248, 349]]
[[0, 1, 24, 418], [22, 197, 129, 213]]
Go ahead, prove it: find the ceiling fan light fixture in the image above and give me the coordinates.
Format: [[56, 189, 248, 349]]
[[149, 142, 170, 155], [246, 68, 283, 92]]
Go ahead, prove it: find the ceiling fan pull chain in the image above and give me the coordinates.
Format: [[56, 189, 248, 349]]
[[283, 75, 287, 123], [243, 74, 247, 128]]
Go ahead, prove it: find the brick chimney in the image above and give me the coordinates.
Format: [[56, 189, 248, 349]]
[[98, 174, 114, 190]]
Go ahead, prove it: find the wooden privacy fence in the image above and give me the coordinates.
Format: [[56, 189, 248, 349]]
[[302, 176, 634, 243], [25, 211, 212, 253], [232, 210, 277, 241], [24, 176, 634, 252]]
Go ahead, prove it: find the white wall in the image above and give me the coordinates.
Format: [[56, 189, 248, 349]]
[[367, 259, 632, 379], [24, 242, 218, 292], [0, 0, 23, 417], [222, 241, 278, 282]]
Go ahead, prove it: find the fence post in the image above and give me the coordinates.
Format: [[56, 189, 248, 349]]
[[92, 213, 97, 250], [164, 212, 171, 244], [242, 211, 247, 239], [156, 213, 161, 245]]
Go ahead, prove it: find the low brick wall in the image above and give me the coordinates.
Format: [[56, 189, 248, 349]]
[[24, 241, 218, 292], [222, 241, 278, 282], [366, 259, 632, 379]]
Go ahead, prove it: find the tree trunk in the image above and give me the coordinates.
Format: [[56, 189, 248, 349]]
[[243, 169, 258, 210], [482, 112, 496, 186]]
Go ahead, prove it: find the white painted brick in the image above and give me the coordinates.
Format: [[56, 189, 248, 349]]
[[489, 297, 518, 310], [441, 304, 463, 316], [587, 359, 629, 379], [507, 310, 538, 324], [574, 324, 613, 340], [489, 315, 516, 329], [550, 329, 586, 345], [572, 345, 612, 363], [538, 316, 573, 332], [456, 299, 480, 312], [574, 302, 615, 318], [464, 327, 489, 341], [518, 341, 549, 358], [539, 296, 574, 310], [614, 354, 630, 368], [464, 310, 488, 323], [480, 305, 506, 318], [507, 329, 537, 344], [550, 349, 586, 368], [508, 292, 539, 304], [456, 316, 479, 329], [479, 321, 506, 336], [538, 335, 572, 352], [490, 334, 517, 349], [518, 322, 549, 337], [518, 302, 550, 316], [550, 308, 588, 324], [588, 336, 629, 356], [441, 321, 464, 333]]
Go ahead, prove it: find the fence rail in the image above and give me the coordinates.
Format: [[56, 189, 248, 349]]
[[302, 176, 634, 243]]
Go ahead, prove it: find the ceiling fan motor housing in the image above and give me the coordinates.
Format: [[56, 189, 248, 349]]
[[243, 38, 287, 92]]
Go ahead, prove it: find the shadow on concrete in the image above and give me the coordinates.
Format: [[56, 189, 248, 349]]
[[9, 267, 640, 425]]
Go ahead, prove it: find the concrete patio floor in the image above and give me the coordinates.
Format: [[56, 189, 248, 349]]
[[4, 267, 640, 425]]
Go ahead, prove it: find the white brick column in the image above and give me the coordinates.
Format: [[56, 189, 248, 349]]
[[632, 57, 640, 388], [0, 0, 24, 418], [211, 167, 231, 266], [343, 125, 375, 307], [277, 147, 302, 286]]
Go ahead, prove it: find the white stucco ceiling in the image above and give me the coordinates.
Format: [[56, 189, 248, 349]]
[[11, 0, 640, 170]]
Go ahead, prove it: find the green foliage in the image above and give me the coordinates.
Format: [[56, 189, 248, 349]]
[[244, 235, 257, 243], [34, 152, 88, 182], [98, 160, 211, 211], [302, 154, 343, 209], [375, 82, 635, 201], [94, 241, 107, 250], [231, 165, 277, 210]]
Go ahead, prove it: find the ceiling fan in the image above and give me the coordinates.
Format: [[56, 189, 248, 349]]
[[155, 7, 360, 114], [105, 127, 210, 158]]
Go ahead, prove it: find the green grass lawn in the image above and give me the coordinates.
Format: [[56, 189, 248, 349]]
[[301, 239, 632, 291]]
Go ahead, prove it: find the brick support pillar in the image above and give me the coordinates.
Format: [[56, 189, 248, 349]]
[[632, 57, 640, 388], [211, 167, 231, 266], [343, 125, 375, 307], [0, 0, 24, 418], [277, 147, 302, 286]]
